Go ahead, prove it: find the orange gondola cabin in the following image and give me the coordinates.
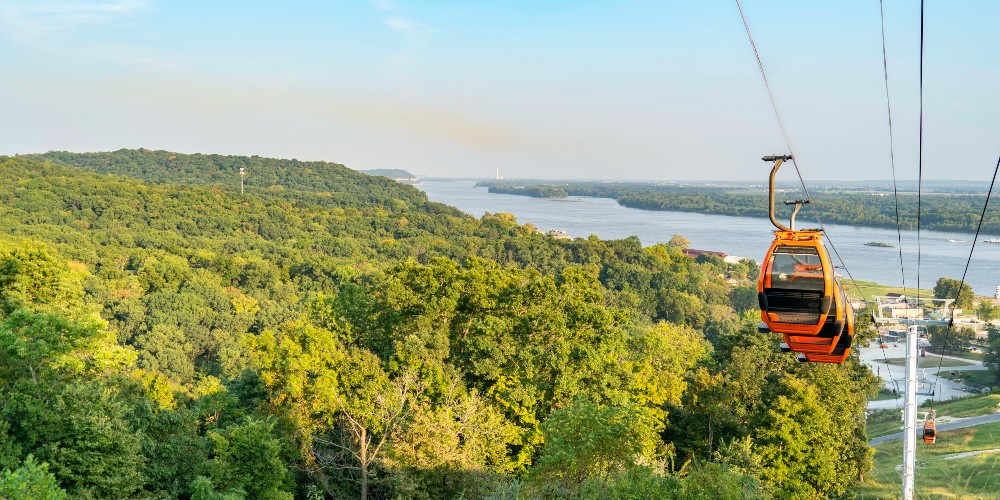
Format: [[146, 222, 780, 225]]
[[800, 297, 855, 364], [758, 230, 837, 336], [756, 154, 854, 365], [923, 420, 937, 444], [784, 277, 850, 356]]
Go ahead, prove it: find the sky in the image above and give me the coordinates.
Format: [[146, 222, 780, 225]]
[[0, 0, 996, 181]]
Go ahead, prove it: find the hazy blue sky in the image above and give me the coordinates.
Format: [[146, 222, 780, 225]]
[[0, 1, 996, 181]]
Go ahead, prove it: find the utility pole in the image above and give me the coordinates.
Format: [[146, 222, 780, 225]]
[[902, 317, 917, 499], [872, 295, 953, 500], [239, 167, 245, 195]]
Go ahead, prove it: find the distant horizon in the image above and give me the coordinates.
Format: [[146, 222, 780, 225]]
[[10, 146, 988, 186], [427, 176, 989, 185]]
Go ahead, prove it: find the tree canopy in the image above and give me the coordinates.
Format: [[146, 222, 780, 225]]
[[0, 150, 884, 498]]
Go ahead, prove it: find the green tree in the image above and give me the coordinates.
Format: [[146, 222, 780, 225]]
[[133, 404, 212, 499], [678, 461, 769, 499], [983, 326, 1000, 386], [528, 398, 661, 495], [667, 234, 691, 250], [576, 465, 683, 499], [754, 377, 839, 497], [4, 382, 145, 498], [727, 258, 760, 282], [0, 455, 67, 500], [199, 419, 292, 499], [933, 277, 974, 309], [188, 475, 245, 500], [729, 284, 759, 314], [325, 354, 419, 500], [248, 322, 420, 500], [977, 301, 999, 323], [0, 241, 85, 318], [382, 387, 518, 499], [930, 325, 976, 355]]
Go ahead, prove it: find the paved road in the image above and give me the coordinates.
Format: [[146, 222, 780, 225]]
[[869, 412, 1000, 446]]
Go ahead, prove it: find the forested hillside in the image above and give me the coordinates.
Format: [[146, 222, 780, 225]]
[[0, 150, 879, 498], [361, 168, 417, 179]]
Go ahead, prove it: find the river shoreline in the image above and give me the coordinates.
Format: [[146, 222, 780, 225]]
[[417, 180, 1000, 296], [480, 186, 999, 237]]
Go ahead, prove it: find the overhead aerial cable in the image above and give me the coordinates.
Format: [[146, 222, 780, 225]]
[[947, 155, 1000, 323], [916, 0, 926, 302], [903, 3, 927, 497], [735, 0, 870, 305], [877, 0, 904, 388], [879, 0, 907, 298], [932, 154, 1000, 392]]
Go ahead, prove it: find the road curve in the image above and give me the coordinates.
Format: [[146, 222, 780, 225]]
[[869, 412, 1000, 446]]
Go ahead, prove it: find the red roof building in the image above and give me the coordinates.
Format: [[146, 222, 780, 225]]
[[682, 248, 728, 260]]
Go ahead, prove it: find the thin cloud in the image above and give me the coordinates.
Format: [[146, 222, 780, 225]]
[[0, 0, 180, 71], [100, 77, 540, 153], [0, 0, 147, 42], [383, 16, 434, 47], [370, 0, 398, 12], [369, 1, 435, 49]]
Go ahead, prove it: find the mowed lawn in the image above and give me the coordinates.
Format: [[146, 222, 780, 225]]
[[858, 421, 1000, 498], [880, 355, 977, 369], [847, 281, 932, 301], [921, 394, 1000, 419], [954, 370, 1000, 388], [866, 395, 1000, 440]]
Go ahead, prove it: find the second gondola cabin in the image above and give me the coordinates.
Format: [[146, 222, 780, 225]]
[[923, 420, 937, 444], [800, 299, 855, 364], [784, 277, 850, 355]]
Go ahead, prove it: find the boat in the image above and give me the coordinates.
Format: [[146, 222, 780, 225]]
[[864, 241, 894, 248], [984, 238, 1000, 244]]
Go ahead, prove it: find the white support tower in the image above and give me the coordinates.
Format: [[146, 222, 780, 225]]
[[239, 167, 246, 195], [902, 324, 918, 498], [871, 295, 953, 500]]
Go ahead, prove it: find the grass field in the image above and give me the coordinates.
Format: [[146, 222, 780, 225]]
[[880, 355, 976, 368], [857, 421, 1000, 498], [920, 394, 1000, 419], [873, 390, 903, 402], [953, 370, 999, 389], [847, 281, 933, 301], [867, 395, 1000, 440], [867, 409, 906, 439], [942, 350, 987, 362]]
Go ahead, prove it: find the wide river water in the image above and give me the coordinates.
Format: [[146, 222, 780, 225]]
[[417, 180, 1000, 297]]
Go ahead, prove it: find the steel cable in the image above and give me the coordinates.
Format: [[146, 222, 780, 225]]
[[933, 155, 1000, 395], [876, 0, 905, 389], [735, 0, 870, 304]]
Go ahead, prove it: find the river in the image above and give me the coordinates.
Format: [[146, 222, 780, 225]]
[[416, 180, 1000, 297]]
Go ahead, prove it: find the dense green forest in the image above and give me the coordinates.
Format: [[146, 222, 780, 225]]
[[0, 149, 880, 498], [361, 169, 417, 180], [481, 181, 1000, 235]]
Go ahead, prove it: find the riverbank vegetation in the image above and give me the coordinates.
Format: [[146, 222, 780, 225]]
[[0, 150, 884, 498], [480, 180, 1000, 235]]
